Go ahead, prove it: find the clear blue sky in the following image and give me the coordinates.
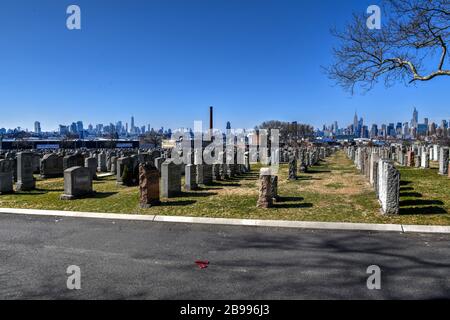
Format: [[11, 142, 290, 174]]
[[0, 0, 448, 132]]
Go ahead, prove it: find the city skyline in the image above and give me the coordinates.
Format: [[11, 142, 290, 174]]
[[1, 0, 448, 132]]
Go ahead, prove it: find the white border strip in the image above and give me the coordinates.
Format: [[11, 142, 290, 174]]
[[0, 208, 156, 222], [0, 208, 449, 234]]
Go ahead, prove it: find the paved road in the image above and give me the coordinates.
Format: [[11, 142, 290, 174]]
[[0, 213, 449, 299]]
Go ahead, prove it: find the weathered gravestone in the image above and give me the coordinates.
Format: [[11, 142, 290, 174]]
[[288, 156, 297, 180], [60, 166, 93, 200], [257, 168, 273, 208], [439, 147, 449, 176], [85, 157, 98, 180], [116, 157, 134, 186], [0, 172, 13, 194], [139, 162, 160, 208], [378, 160, 400, 215], [98, 152, 107, 172], [63, 154, 84, 171], [185, 164, 198, 191], [160, 160, 181, 198], [16, 152, 36, 191], [110, 156, 117, 174], [40, 153, 63, 178], [196, 164, 213, 185], [270, 175, 279, 202]]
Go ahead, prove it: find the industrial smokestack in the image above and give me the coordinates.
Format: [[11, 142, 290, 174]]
[[209, 106, 213, 131]]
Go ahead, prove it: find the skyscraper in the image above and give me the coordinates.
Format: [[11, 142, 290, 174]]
[[34, 121, 41, 134], [411, 107, 418, 128], [353, 112, 358, 134], [131, 116, 135, 133]]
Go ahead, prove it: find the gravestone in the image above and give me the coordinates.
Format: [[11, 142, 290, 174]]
[[257, 168, 273, 208], [98, 152, 107, 172], [160, 160, 181, 198], [116, 157, 133, 185], [63, 153, 84, 171], [110, 156, 117, 174], [85, 157, 98, 180], [196, 164, 213, 185], [60, 166, 93, 200], [0, 172, 13, 194], [270, 175, 279, 202], [40, 153, 64, 178], [421, 152, 430, 169], [378, 160, 400, 215], [288, 156, 297, 180], [185, 164, 198, 191], [439, 147, 449, 175], [16, 152, 36, 191], [139, 162, 160, 208]]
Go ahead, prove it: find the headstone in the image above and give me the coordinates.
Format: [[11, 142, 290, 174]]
[[196, 164, 213, 185], [270, 175, 279, 202], [288, 156, 297, 180], [98, 152, 107, 172], [439, 147, 449, 175], [421, 152, 429, 169], [116, 157, 133, 185], [257, 168, 273, 208], [110, 156, 117, 174], [63, 154, 84, 171], [0, 172, 13, 194], [60, 166, 93, 200], [85, 157, 98, 180], [16, 152, 36, 191], [40, 153, 63, 178], [139, 162, 160, 208], [378, 160, 400, 215], [160, 160, 181, 198], [185, 164, 198, 191]]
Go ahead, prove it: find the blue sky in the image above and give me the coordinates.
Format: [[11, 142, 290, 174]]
[[0, 0, 448, 132]]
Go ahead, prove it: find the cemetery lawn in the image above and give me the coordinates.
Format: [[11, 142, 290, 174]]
[[1, 151, 449, 225]]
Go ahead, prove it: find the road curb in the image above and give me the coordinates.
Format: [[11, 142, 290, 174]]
[[0, 208, 449, 234]]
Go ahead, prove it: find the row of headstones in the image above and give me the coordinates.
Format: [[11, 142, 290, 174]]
[[0, 149, 164, 197], [257, 146, 336, 208], [346, 146, 401, 215], [388, 144, 449, 176]]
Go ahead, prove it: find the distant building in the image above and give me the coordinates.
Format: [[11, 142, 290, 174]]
[[34, 121, 41, 134]]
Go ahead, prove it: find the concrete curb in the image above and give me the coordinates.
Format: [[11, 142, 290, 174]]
[[0, 208, 449, 234]]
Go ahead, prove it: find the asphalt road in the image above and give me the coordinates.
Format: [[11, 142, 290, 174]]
[[0, 213, 449, 299]]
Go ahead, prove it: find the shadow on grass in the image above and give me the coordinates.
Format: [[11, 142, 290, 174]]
[[276, 196, 304, 202], [400, 187, 414, 191], [35, 188, 64, 193], [307, 170, 331, 174], [92, 192, 118, 199], [400, 199, 444, 206], [180, 191, 218, 198], [160, 200, 196, 206], [400, 180, 412, 186], [274, 203, 313, 209], [400, 192, 423, 198], [399, 206, 448, 215], [208, 182, 241, 187], [298, 175, 321, 181]]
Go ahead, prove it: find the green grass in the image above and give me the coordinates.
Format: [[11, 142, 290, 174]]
[[1, 151, 449, 225]]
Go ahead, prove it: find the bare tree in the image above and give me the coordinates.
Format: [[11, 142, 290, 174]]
[[327, 0, 449, 93]]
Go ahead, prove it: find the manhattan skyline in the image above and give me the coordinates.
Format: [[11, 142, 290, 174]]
[[1, 0, 449, 131]]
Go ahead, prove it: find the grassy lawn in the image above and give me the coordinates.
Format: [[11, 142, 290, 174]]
[[1, 151, 449, 225]]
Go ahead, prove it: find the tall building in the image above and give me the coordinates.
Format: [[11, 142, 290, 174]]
[[76, 121, 84, 133], [131, 116, 135, 133], [353, 112, 358, 135], [411, 107, 418, 128], [34, 121, 41, 134]]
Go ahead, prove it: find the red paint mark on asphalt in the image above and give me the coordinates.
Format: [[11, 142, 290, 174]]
[[195, 260, 209, 269]]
